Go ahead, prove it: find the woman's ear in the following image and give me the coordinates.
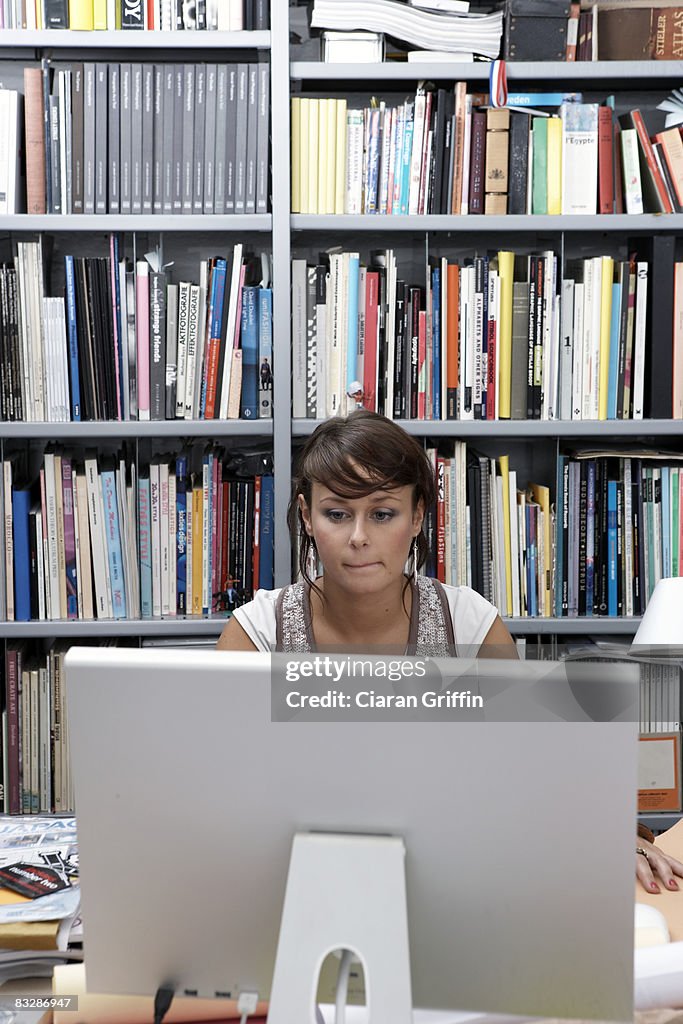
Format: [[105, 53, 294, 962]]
[[413, 497, 425, 534], [298, 494, 314, 536]]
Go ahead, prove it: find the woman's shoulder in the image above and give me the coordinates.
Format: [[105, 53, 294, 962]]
[[433, 582, 499, 649], [231, 586, 287, 650]]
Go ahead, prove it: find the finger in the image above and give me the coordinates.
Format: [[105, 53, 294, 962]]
[[637, 853, 661, 894], [646, 850, 680, 891]]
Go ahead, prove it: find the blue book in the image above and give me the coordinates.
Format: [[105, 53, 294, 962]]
[[607, 478, 618, 616], [346, 255, 360, 394], [399, 106, 414, 216], [526, 504, 537, 618], [431, 267, 441, 420], [64, 255, 81, 421], [661, 466, 671, 580], [138, 474, 152, 619], [607, 281, 621, 420], [508, 92, 583, 108], [101, 469, 127, 620], [585, 461, 596, 617], [239, 286, 259, 419], [12, 489, 31, 622], [258, 287, 273, 418], [258, 474, 274, 591], [176, 455, 187, 615]]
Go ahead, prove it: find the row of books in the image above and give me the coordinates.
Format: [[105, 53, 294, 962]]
[[424, 446, 683, 621], [1, 240, 273, 423], [3, 643, 74, 814], [9, 60, 270, 217], [292, 248, 654, 423], [1, 449, 274, 623], [291, 86, 683, 218], [0, 0, 267, 31]]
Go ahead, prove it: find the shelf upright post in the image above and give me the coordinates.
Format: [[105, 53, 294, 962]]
[[271, 0, 293, 587]]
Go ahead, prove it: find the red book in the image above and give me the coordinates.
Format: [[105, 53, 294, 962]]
[[23, 67, 46, 215], [598, 105, 614, 214], [363, 271, 379, 413], [624, 108, 673, 214]]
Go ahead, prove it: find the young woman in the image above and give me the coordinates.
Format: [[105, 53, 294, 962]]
[[217, 410, 515, 657], [218, 410, 683, 893]]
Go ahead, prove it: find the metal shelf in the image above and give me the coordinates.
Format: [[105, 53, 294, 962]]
[[291, 214, 683, 232], [291, 60, 683, 82], [0, 214, 272, 232], [0, 29, 270, 49], [0, 618, 227, 638], [504, 617, 642, 635], [292, 419, 683, 439], [0, 420, 273, 440]]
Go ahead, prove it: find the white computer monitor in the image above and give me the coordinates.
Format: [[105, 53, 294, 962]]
[[65, 648, 638, 1022]]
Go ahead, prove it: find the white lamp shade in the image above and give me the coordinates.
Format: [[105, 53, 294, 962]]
[[632, 577, 683, 651]]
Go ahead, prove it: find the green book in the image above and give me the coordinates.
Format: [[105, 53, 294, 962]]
[[531, 117, 547, 215]]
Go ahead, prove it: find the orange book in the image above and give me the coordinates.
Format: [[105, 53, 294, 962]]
[[638, 732, 682, 813], [655, 127, 683, 207], [446, 262, 459, 419]]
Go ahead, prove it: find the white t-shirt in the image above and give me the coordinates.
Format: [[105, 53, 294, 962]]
[[232, 582, 499, 655]]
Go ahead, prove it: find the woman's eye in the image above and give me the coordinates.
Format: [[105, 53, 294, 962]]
[[325, 510, 348, 522], [373, 510, 395, 522]]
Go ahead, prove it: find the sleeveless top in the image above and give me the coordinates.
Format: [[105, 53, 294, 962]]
[[274, 575, 456, 656]]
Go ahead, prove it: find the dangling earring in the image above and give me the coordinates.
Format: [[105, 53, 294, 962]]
[[410, 536, 419, 584]]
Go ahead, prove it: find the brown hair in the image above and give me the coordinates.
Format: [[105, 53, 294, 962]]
[[288, 410, 437, 591]]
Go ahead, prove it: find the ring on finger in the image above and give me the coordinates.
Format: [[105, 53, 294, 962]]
[[637, 847, 650, 861]]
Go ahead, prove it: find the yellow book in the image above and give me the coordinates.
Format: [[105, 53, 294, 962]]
[[318, 97, 329, 214], [191, 482, 203, 616], [598, 255, 614, 420], [530, 482, 552, 617], [546, 116, 562, 215], [291, 97, 301, 213], [299, 98, 310, 215], [68, 0, 94, 29], [326, 97, 337, 214], [335, 98, 348, 215], [497, 250, 514, 419], [308, 97, 320, 216], [499, 454, 513, 616], [93, 0, 106, 30]]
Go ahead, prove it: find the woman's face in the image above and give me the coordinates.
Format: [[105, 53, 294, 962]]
[[299, 478, 424, 595]]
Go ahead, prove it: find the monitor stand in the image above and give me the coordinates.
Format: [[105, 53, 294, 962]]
[[268, 833, 413, 1024]]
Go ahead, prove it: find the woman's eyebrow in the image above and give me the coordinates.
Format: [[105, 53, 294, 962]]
[[317, 491, 403, 503]]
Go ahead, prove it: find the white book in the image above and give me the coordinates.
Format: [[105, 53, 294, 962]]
[[183, 283, 201, 420], [581, 261, 594, 420], [571, 281, 584, 419], [621, 129, 644, 214], [559, 278, 574, 421], [168, 470, 177, 620], [175, 282, 191, 419], [455, 441, 467, 586], [345, 109, 364, 215], [149, 462, 162, 619], [84, 458, 110, 619], [490, 271, 501, 421], [116, 461, 133, 624], [75, 471, 93, 620], [632, 262, 648, 419], [218, 243, 244, 420], [561, 103, 599, 215], [33, 506, 45, 621], [159, 461, 170, 617], [379, 105, 393, 215], [508, 470, 520, 618], [384, 250, 397, 418], [517, 491, 527, 616], [459, 265, 475, 421], [408, 87, 426, 216], [588, 256, 603, 420], [495, 474, 508, 617]]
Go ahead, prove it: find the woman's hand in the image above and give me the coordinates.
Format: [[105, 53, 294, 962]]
[[637, 839, 683, 893]]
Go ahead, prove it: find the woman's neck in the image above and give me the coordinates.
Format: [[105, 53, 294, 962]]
[[308, 575, 412, 647]]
